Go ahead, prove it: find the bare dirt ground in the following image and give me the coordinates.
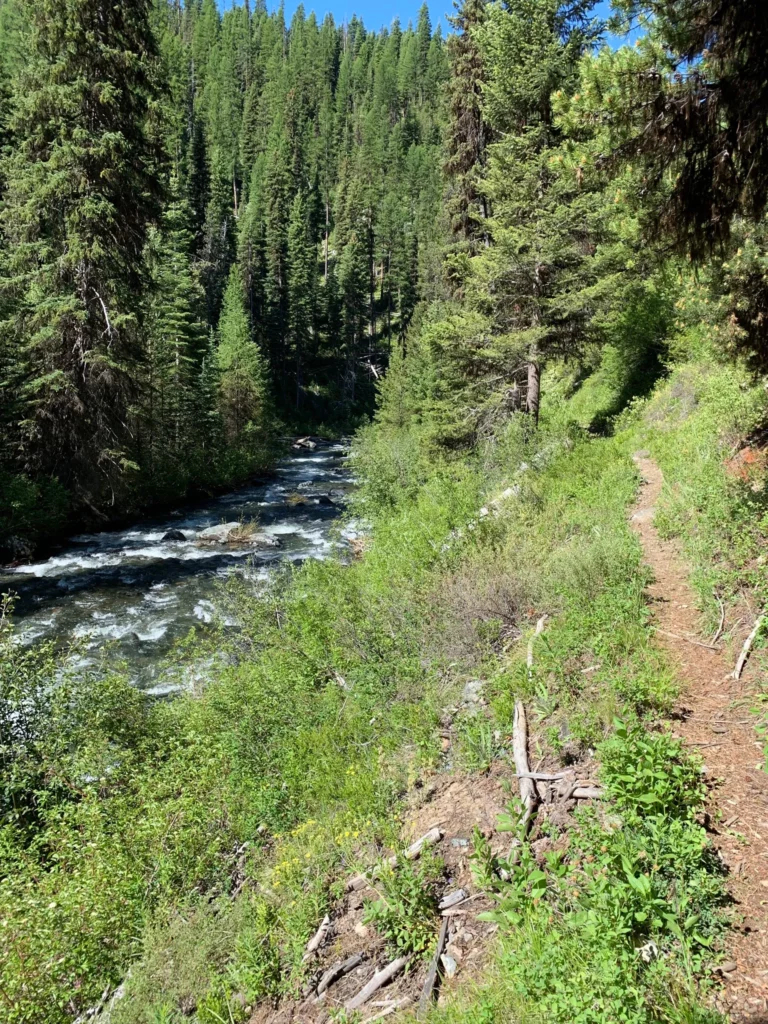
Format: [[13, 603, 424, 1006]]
[[247, 771, 510, 1024], [631, 453, 768, 1023]]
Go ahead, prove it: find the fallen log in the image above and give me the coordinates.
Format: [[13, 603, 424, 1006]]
[[385, 827, 443, 867], [438, 888, 468, 911], [363, 996, 413, 1023], [440, 892, 485, 916], [346, 957, 409, 1012], [417, 918, 449, 1018], [404, 827, 443, 860], [733, 612, 766, 680], [572, 786, 603, 800], [316, 952, 364, 995], [513, 701, 537, 828], [302, 915, 330, 963], [346, 874, 370, 892], [513, 770, 570, 782]]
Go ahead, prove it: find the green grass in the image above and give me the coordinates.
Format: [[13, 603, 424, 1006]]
[[4, 336, 764, 1023]]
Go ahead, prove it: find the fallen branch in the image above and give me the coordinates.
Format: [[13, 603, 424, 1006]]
[[656, 628, 721, 652], [363, 997, 413, 1023], [513, 771, 570, 782], [440, 892, 485, 916], [711, 596, 726, 645], [417, 918, 449, 1018], [527, 615, 548, 673], [346, 957, 409, 1012], [438, 888, 468, 911], [302, 915, 330, 962], [405, 827, 443, 859], [385, 828, 443, 867], [346, 873, 370, 892], [572, 786, 603, 800], [513, 701, 537, 828], [733, 612, 766, 680], [317, 953, 364, 995]]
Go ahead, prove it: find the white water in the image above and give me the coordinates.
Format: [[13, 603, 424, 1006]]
[[1, 442, 353, 689]]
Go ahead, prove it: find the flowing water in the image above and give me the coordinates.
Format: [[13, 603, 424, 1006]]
[[0, 442, 354, 692]]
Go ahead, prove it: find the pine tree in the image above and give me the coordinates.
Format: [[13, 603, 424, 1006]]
[[444, 0, 493, 263], [1, 0, 162, 500], [474, 0, 600, 420], [287, 190, 317, 410], [216, 264, 269, 447], [143, 179, 207, 477]]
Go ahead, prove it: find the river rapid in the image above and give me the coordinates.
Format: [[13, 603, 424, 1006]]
[[0, 441, 354, 692]]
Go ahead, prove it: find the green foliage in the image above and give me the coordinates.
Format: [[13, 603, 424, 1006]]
[[1, 0, 162, 499], [0, 0, 447, 540], [459, 734, 724, 1024], [0, 471, 69, 550], [600, 722, 706, 820], [363, 851, 444, 956]]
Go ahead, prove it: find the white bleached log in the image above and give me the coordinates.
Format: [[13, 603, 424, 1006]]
[[346, 957, 409, 1011]]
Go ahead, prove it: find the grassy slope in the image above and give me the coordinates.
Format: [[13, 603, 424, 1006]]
[[3, 338, 767, 1024]]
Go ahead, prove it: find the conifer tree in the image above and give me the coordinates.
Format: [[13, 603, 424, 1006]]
[[216, 264, 269, 446], [474, 0, 599, 420], [144, 180, 207, 476], [444, 0, 493, 261], [287, 190, 318, 409], [1, 0, 162, 499]]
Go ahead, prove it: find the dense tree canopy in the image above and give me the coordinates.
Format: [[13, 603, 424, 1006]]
[[0, 0, 447, 538]]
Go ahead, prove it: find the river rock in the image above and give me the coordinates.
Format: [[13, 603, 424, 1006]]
[[252, 533, 281, 548], [197, 522, 243, 543], [316, 495, 335, 506], [162, 529, 186, 542], [196, 523, 281, 548], [1, 535, 34, 563]]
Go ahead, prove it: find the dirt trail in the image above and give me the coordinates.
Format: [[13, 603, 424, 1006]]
[[631, 453, 768, 1022]]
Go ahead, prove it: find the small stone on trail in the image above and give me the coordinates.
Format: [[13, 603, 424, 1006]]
[[450, 838, 469, 848], [441, 737, 451, 752], [354, 922, 370, 939], [445, 943, 463, 962], [721, 961, 738, 973], [440, 954, 458, 979]]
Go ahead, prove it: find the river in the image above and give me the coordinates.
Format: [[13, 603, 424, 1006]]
[[0, 441, 354, 692]]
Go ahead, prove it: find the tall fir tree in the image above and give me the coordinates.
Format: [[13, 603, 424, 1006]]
[[1, 0, 162, 500], [216, 263, 269, 448]]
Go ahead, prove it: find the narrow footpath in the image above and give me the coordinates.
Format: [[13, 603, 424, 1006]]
[[631, 453, 768, 1023]]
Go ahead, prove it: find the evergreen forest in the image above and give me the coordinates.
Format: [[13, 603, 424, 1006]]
[[5, 1, 768, 1023], [0, 0, 446, 549]]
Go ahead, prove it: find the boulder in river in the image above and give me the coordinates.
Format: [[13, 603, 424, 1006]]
[[196, 522, 281, 548], [1, 535, 34, 564], [197, 522, 243, 544], [292, 436, 317, 450], [316, 495, 335, 507], [162, 529, 187, 542]]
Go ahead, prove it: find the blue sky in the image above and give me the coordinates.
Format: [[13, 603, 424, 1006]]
[[220, 0, 640, 42]]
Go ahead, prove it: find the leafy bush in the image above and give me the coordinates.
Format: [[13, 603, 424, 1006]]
[[600, 722, 706, 820], [0, 471, 69, 548], [363, 851, 443, 956]]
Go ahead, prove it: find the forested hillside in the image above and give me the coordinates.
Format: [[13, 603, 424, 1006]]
[[0, 0, 446, 553], [4, 1, 768, 1023]]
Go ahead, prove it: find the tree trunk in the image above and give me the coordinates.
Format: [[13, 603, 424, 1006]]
[[324, 200, 329, 282], [526, 349, 540, 424]]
